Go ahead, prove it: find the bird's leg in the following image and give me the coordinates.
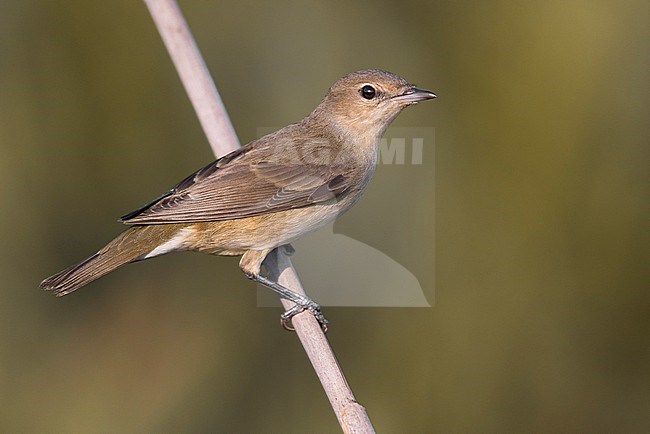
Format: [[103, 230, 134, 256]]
[[280, 243, 295, 256], [248, 274, 328, 332], [240, 248, 328, 332]]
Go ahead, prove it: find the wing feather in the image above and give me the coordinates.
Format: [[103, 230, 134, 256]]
[[119, 147, 352, 225]]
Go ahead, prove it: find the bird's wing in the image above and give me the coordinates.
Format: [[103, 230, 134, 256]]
[[119, 147, 352, 225]]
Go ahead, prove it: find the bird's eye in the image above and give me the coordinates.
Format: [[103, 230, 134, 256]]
[[360, 85, 376, 100]]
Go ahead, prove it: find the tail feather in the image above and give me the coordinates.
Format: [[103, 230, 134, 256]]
[[40, 225, 179, 296]]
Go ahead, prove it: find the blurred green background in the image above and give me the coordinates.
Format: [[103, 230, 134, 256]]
[[1, 0, 648, 432]]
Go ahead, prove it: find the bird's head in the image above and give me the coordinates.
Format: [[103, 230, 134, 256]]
[[308, 69, 436, 144]]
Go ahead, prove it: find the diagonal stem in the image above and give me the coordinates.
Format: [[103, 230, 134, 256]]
[[142, 1, 374, 432]]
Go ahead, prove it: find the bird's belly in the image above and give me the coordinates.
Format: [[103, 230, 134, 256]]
[[185, 202, 344, 254]]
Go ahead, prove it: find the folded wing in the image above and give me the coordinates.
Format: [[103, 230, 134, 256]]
[[119, 148, 352, 225]]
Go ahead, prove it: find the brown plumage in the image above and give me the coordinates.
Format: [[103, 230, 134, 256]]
[[40, 69, 436, 328], [40, 224, 185, 296]]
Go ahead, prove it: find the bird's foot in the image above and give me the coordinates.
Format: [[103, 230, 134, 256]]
[[280, 301, 329, 333], [243, 265, 328, 333]]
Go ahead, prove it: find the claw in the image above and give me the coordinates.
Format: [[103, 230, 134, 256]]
[[280, 303, 328, 333], [246, 268, 329, 333], [281, 316, 296, 332]]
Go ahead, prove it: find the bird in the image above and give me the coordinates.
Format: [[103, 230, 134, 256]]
[[40, 69, 436, 331]]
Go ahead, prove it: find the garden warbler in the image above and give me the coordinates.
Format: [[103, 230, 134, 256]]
[[40, 69, 436, 331]]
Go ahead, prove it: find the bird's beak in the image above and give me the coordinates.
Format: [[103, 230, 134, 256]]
[[392, 87, 437, 103]]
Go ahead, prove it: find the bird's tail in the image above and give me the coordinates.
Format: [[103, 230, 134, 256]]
[[40, 225, 181, 296]]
